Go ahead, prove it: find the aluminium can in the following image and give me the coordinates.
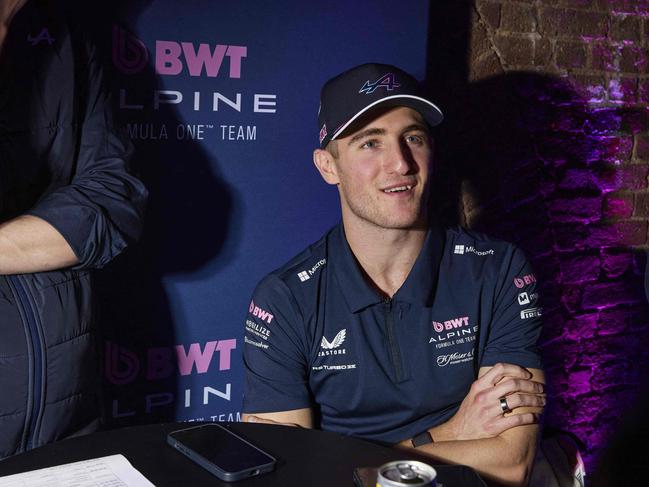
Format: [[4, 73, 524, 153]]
[[377, 460, 437, 487]]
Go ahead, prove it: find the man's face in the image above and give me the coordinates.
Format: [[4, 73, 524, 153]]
[[327, 106, 433, 231]]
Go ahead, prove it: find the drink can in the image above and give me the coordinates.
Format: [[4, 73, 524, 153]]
[[377, 460, 437, 487]]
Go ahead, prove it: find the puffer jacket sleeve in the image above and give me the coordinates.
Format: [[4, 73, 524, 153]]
[[27, 31, 148, 269]]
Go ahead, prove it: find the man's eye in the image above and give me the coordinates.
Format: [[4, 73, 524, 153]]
[[406, 134, 423, 144], [361, 140, 377, 149]]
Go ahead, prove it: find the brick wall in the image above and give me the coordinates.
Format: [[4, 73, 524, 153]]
[[428, 0, 649, 478]]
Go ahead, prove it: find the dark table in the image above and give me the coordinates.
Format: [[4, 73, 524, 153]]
[[0, 423, 486, 486]]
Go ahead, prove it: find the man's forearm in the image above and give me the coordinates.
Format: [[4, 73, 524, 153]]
[[402, 429, 537, 487], [0, 215, 79, 274], [399, 366, 545, 487], [242, 409, 314, 429]]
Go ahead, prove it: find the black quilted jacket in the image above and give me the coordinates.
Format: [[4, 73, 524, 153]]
[[0, 0, 147, 458]]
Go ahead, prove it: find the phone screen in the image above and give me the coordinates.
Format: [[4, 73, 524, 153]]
[[170, 425, 274, 473]]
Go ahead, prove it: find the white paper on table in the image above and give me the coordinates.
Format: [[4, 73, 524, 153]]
[[0, 454, 156, 487]]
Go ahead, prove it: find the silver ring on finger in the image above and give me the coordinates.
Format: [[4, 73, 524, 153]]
[[499, 396, 512, 414]]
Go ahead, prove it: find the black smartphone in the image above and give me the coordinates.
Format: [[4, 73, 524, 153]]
[[353, 466, 378, 487], [167, 424, 276, 482]]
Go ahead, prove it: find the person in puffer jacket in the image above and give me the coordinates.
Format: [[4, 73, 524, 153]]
[[0, 0, 147, 458]]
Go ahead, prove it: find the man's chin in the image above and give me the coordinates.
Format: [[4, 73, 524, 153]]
[[375, 215, 428, 231], [344, 203, 428, 231]]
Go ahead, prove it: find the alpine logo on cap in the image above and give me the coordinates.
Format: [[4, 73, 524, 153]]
[[359, 73, 400, 95]]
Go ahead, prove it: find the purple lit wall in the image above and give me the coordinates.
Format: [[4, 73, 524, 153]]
[[427, 1, 649, 481]]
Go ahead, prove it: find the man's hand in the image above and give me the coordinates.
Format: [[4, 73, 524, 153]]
[[398, 365, 545, 486], [433, 363, 545, 442]]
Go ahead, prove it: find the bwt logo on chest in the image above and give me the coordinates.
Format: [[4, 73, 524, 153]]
[[249, 300, 274, 324], [432, 316, 470, 333]]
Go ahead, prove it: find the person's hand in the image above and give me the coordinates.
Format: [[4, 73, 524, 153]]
[[443, 363, 545, 441]]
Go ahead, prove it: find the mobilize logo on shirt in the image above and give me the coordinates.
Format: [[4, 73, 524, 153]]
[[517, 292, 538, 306], [297, 258, 327, 282], [454, 244, 494, 256], [245, 300, 273, 347]]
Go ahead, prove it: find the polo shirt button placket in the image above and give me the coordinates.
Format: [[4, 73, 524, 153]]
[[384, 298, 404, 383]]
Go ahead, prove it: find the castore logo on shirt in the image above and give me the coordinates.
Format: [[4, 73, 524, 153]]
[[318, 329, 347, 356], [312, 329, 357, 372], [321, 329, 346, 349]]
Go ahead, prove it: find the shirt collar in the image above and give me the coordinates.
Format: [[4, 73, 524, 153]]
[[329, 222, 446, 312], [394, 224, 445, 307]]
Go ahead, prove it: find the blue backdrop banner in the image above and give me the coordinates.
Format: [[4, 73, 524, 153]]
[[96, 0, 431, 425]]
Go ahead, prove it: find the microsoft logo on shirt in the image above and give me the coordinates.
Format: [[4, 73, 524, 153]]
[[297, 258, 327, 282], [454, 244, 494, 256]]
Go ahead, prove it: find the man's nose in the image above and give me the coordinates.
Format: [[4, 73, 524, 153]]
[[384, 141, 415, 175]]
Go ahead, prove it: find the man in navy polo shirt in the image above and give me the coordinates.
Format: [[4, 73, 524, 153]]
[[242, 64, 545, 486]]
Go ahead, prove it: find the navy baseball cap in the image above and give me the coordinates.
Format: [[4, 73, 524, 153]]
[[317, 63, 443, 148]]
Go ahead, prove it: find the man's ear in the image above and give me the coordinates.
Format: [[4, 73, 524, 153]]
[[313, 148, 340, 185]]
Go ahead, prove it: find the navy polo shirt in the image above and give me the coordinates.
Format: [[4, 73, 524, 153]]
[[242, 223, 543, 444]]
